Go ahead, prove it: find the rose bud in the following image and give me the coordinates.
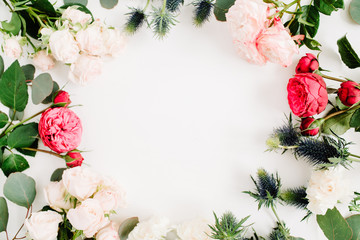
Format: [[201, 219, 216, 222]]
[[300, 117, 319, 136], [287, 73, 328, 117], [295, 53, 319, 74], [53, 90, 71, 107], [338, 81, 360, 107], [65, 151, 84, 168]]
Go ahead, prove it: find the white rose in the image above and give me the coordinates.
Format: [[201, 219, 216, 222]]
[[306, 168, 352, 215], [25, 211, 62, 240], [49, 29, 80, 63], [33, 50, 55, 71], [44, 180, 72, 212], [96, 222, 120, 240], [127, 216, 170, 240], [93, 177, 127, 213], [102, 28, 126, 57], [62, 7, 91, 26], [3, 38, 22, 59], [67, 199, 109, 238], [176, 218, 212, 240], [62, 166, 101, 201], [68, 54, 103, 85], [76, 24, 106, 56]]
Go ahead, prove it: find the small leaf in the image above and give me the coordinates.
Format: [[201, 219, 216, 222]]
[[317, 207, 352, 240], [337, 35, 360, 69], [42, 81, 59, 104], [1, 13, 21, 35], [119, 217, 139, 240], [50, 168, 67, 182], [0, 60, 28, 112], [21, 64, 35, 81], [346, 214, 360, 240], [350, 0, 360, 24], [9, 109, 24, 121], [0, 112, 8, 129], [0, 197, 8, 232], [0, 56, 4, 79], [32, 73, 54, 105], [63, 0, 88, 6], [322, 110, 355, 135], [3, 172, 36, 208], [214, 0, 235, 21], [1, 154, 29, 177], [300, 5, 320, 38], [30, 0, 57, 16], [16, 140, 38, 157], [7, 123, 38, 149], [18, 10, 40, 39], [100, 0, 118, 9]]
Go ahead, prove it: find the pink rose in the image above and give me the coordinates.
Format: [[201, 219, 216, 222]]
[[39, 107, 82, 153], [62, 7, 92, 26], [33, 50, 55, 71], [65, 151, 84, 168], [102, 28, 126, 57], [44, 180, 72, 212], [96, 222, 120, 240], [69, 54, 103, 85], [300, 117, 319, 136], [3, 38, 22, 59], [49, 29, 80, 63], [296, 53, 319, 73], [94, 177, 127, 213], [53, 90, 71, 107], [25, 211, 63, 240], [337, 81, 360, 107], [287, 73, 328, 117], [76, 24, 106, 56]]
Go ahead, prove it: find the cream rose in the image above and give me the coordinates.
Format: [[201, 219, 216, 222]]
[[49, 29, 80, 63], [127, 216, 170, 240], [44, 180, 72, 212], [96, 222, 120, 240], [25, 211, 62, 240], [67, 199, 109, 238], [306, 168, 352, 215], [102, 28, 126, 56], [68, 54, 103, 85], [3, 38, 22, 59], [33, 50, 55, 71], [76, 24, 106, 56], [62, 7, 92, 26], [62, 166, 101, 201], [176, 218, 212, 240]]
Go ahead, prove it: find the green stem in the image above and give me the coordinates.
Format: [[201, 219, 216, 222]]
[[161, 0, 167, 14], [348, 157, 360, 163], [2, 0, 13, 12], [25, 35, 37, 52], [323, 105, 360, 121], [278, 0, 300, 18], [12, 207, 30, 240], [27, 8, 47, 28], [271, 205, 289, 240], [143, 0, 151, 11], [21, 147, 63, 159], [279, 145, 298, 149], [321, 74, 347, 83]]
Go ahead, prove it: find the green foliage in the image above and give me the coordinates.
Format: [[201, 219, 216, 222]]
[[118, 217, 139, 240], [63, 0, 88, 6], [166, 0, 184, 12], [8, 123, 38, 149], [280, 187, 309, 210], [0, 60, 28, 112], [42, 81, 59, 104], [0, 56, 3, 79], [350, 109, 360, 132], [317, 207, 352, 240], [209, 212, 250, 240], [193, 0, 214, 27], [315, 0, 344, 15], [51, 168, 67, 182], [21, 64, 35, 81], [16, 140, 38, 157], [1, 13, 21, 35], [124, 8, 146, 34], [3, 172, 36, 209], [0, 197, 8, 233], [30, 0, 57, 16], [150, 8, 177, 39], [346, 214, 360, 240], [337, 35, 360, 69], [0, 112, 8, 129], [350, 0, 360, 24], [213, 0, 235, 21], [100, 0, 118, 9], [9, 109, 24, 121], [31, 73, 54, 105], [322, 109, 355, 135], [1, 154, 29, 177]]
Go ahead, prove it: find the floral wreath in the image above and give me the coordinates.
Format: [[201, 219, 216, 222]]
[[0, 0, 360, 239]]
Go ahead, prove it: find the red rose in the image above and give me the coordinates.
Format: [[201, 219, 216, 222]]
[[54, 90, 71, 107], [300, 117, 319, 136], [337, 81, 360, 107], [65, 151, 84, 168], [287, 73, 328, 117], [295, 53, 319, 74]]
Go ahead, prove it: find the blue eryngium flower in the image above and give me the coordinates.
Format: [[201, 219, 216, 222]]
[[209, 212, 250, 240]]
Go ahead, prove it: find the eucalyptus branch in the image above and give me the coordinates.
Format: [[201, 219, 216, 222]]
[[12, 206, 31, 240], [21, 147, 64, 159], [5, 230, 9, 240]]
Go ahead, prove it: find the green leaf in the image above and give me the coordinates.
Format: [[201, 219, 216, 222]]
[[18, 10, 40, 39], [317, 208, 352, 240], [0, 56, 4, 79], [1, 154, 29, 177], [0, 60, 28, 112], [350, 0, 360, 24], [58, 222, 73, 240], [30, 0, 57, 16], [322, 110, 355, 135], [0, 137, 7, 148], [42, 81, 59, 104], [333, 0, 345, 9], [1, 13, 21, 35], [64, 0, 88, 5], [347, 214, 360, 240], [7, 123, 38, 149], [337, 35, 360, 69], [100, 0, 118, 9], [50, 168, 67, 182], [0, 112, 8, 129], [0, 197, 8, 232], [214, 0, 235, 21], [9, 109, 24, 121], [119, 217, 139, 240], [32, 73, 53, 105], [3, 172, 36, 208], [350, 109, 360, 131], [16, 140, 38, 157], [300, 5, 320, 38], [315, 0, 336, 15], [21, 64, 35, 81]]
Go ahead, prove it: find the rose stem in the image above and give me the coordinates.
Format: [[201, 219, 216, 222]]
[[271, 205, 289, 240], [322, 105, 360, 122], [5, 231, 9, 240], [21, 148, 63, 159], [2, 0, 13, 11], [321, 74, 346, 83]]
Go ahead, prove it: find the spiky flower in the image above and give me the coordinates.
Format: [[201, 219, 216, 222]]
[[269, 222, 291, 240], [124, 8, 146, 34], [193, 0, 214, 27], [280, 187, 308, 210], [166, 0, 184, 12], [150, 7, 177, 39], [209, 212, 250, 240], [244, 169, 281, 209]]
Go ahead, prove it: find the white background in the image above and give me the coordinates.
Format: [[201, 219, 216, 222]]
[[1, 0, 360, 239]]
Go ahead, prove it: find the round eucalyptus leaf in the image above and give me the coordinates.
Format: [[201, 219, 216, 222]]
[[50, 168, 67, 182], [21, 64, 35, 81], [346, 214, 360, 239], [100, 0, 118, 9], [3, 172, 36, 208], [350, 0, 360, 24], [64, 0, 88, 6], [9, 109, 24, 121], [119, 217, 139, 240], [32, 73, 54, 105]]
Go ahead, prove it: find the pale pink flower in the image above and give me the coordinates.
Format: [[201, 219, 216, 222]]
[[49, 29, 80, 63], [25, 211, 62, 240], [94, 177, 127, 213], [62, 7, 92, 26], [68, 54, 103, 85], [76, 24, 106, 56], [96, 222, 120, 240], [44, 180, 72, 212], [33, 50, 55, 71], [177, 218, 212, 240], [102, 28, 126, 56], [3, 38, 22, 59]]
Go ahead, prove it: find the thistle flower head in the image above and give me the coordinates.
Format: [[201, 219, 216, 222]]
[[280, 187, 309, 210], [209, 212, 250, 240], [269, 222, 291, 240], [150, 7, 177, 39], [124, 8, 146, 34], [166, 0, 184, 12], [267, 115, 300, 151], [193, 0, 214, 27]]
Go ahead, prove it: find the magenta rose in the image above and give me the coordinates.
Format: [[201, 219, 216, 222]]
[[287, 73, 328, 117], [65, 151, 84, 168], [295, 53, 319, 74], [39, 107, 82, 153], [54, 90, 71, 107], [338, 81, 360, 107], [300, 117, 319, 136]]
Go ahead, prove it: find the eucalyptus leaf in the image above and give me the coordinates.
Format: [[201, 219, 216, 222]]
[[3, 172, 36, 208], [42, 81, 59, 104], [0, 56, 4, 79], [119, 217, 139, 240], [7, 123, 38, 149], [0, 197, 8, 232], [0, 112, 8, 129], [64, 0, 88, 5], [346, 214, 360, 240], [214, 0, 235, 21], [0, 60, 28, 112], [100, 0, 118, 9], [337, 35, 360, 69], [21, 64, 35, 81], [1, 154, 29, 177], [50, 168, 66, 182], [350, 0, 360, 24], [32, 73, 54, 105], [9, 109, 24, 121], [317, 208, 352, 240], [322, 109, 355, 135]]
